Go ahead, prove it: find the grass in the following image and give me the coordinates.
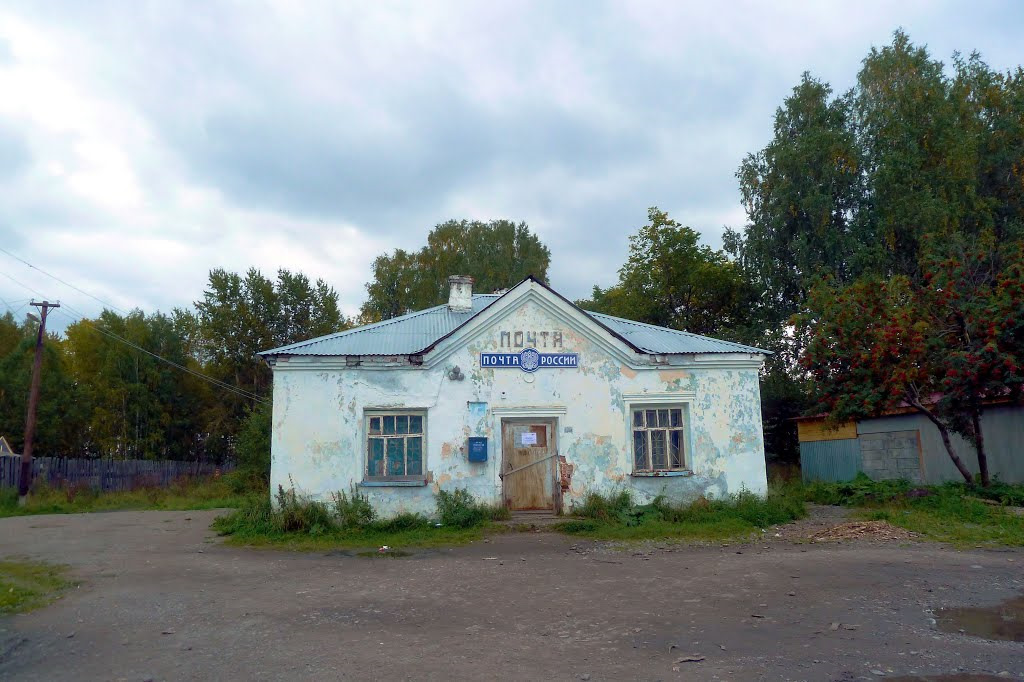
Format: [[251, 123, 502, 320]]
[[0, 472, 257, 518], [555, 487, 807, 542], [212, 485, 507, 551], [0, 559, 75, 615], [802, 474, 1024, 547]]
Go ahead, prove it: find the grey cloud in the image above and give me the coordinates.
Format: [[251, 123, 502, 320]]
[[171, 92, 660, 236]]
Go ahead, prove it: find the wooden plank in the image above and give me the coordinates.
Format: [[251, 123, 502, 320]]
[[502, 421, 554, 511], [797, 419, 857, 442]]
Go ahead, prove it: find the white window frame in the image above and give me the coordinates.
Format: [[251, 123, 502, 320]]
[[364, 409, 427, 482], [623, 394, 694, 475]]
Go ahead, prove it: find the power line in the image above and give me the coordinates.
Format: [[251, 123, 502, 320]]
[[56, 309, 268, 404], [2, 267, 268, 405], [0, 246, 131, 315], [1, 270, 53, 300]]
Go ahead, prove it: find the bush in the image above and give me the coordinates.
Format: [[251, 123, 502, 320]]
[[569, 487, 805, 530], [235, 402, 272, 479], [371, 512, 429, 533], [573, 489, 634, 521], [273, 486, 336, 535], [801, 474, 1024, 509], [331, 486, 376, 528], [803, 474, 911, 506], [435, 487, 508, 528]]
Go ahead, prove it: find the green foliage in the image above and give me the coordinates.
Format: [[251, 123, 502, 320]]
[[562, 488, 806, 541], [802, 474, 913, 506], [573, 489, 634, 522], [331, 486, 376, 528], [435, 487, 510, 528], [579, 208, 752, 338], [728, 31, 1024, 471], [804, 474, 1024, 508], [61, 309, 202, 460], [800, 475, 1024, 547], [273, 485, 336, 535], [371, 512, 429, 533], [0, 475, 254, 518], [179, 267, 349, 460], [0, 334, 84, 457], [235, 402, 272, 477], [0, 265, 345, 466], [213, 488, 486, 550], [0, 560, 74, 615], [360, 219, 551, 321], [799, 233, 1024, 483], [731, 74, 864, 330]]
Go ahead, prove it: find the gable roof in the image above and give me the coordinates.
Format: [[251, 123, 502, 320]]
[[260, 276, 769, 358], [0, 436, 17, 455]]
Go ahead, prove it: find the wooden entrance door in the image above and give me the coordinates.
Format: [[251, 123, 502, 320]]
[[501, 420, 556, 511]]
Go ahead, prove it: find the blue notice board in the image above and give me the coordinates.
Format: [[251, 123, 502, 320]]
[[468, 437, 487, 462]]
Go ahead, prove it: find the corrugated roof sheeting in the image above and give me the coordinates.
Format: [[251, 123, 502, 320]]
[[260, 296, 499, 357], [260, 293, 769, 357], [587, 312, 768, 355]]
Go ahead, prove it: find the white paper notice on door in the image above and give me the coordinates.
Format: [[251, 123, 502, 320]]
[[520, 432, 538, 446]]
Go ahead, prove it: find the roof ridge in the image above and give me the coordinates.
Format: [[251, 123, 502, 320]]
[[586, 311, 766, 353]]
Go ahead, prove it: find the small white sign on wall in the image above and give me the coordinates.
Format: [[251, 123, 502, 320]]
[[520, 432, 538, 446]]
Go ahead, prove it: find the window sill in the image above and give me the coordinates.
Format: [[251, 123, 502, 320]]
[[359, 480, 428, 488], [631, 470, 692, 478]]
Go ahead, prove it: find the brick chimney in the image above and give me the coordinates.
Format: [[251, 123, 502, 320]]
[[447, 275, 474, 312]]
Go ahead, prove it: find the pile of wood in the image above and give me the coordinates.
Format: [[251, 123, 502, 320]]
[[809, 520, 917, 542]]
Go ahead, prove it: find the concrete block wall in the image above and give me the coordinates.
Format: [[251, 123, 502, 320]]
[[858, 430, 922, 483]]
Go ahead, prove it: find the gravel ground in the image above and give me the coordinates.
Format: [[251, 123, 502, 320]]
[[0, 508, 1022, 681]]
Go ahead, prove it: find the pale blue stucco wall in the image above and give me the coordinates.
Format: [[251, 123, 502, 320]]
[[269, 298, 768, 517]]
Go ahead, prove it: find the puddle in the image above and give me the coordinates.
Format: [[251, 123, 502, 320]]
[[934, 595, 1024, 642], [354, 549, 412, 558], [887, 676, 1009, 681]]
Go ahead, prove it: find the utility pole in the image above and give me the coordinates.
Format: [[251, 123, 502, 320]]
[[19, 300, 60, 506]]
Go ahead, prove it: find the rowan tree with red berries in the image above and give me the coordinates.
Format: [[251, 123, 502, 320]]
[[800, 235, 1024, 485]]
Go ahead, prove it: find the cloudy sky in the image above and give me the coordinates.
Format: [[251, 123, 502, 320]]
[[1, 1, 1022, 330]]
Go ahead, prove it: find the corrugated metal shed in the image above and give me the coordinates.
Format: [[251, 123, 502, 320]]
[[260, 292, 769, 357], [800, 439, 862, 483]]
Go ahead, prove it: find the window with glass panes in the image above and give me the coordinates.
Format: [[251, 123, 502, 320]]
[[631, 407, 687, 472], [366, 412, 425, 480]]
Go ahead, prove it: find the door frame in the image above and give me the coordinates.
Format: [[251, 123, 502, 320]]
[[499, 417, 561, 513]]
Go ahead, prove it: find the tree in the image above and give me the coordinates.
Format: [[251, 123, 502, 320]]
[[855, 30, 981, 279], [728, 31, 1024, 466], [799, 235, 1024, 486], [800, 276, 978, 482], [920, 234, 1024, 485], [176, 267, 347, 459], [63, 310, 206, 460], [0, 332, 83, 457], [360, 219, 551, 321], [235, 401, 272, 479], [730, 74, 864, 330], [580, 208, 751, 338], [0, 311, 23, 358]]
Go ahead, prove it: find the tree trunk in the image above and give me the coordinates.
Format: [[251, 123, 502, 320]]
[[971, 409, 990, 487], [910, 401, 974, 484]]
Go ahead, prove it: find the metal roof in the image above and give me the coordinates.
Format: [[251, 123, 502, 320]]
[[586, 311, 769, 355], [260, 292, 769, 357], [260, 295, 501, 357]]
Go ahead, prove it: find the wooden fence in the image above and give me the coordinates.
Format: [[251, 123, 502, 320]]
[[0, 456, 232, 492]]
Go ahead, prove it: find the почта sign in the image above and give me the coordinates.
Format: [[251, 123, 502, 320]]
[[480, 347, 579, 373]]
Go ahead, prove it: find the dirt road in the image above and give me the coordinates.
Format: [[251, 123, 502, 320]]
[[1, 510, 1021, 681]]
